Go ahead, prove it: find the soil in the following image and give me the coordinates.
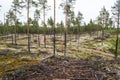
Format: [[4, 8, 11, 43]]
[[2, 56, 119, 80]]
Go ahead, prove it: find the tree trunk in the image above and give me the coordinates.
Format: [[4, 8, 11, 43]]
[[4, 13, 6, 44], [27, 0, 31, 53], [43, 7, 46, 48], [64, 0, 68, 57], [115, 12, 119, 59], [12, 26, 14, 45], [53, 0, 56, 56], [115, 35, 119, 59], [70, 32, 72, 48], [38, 27, 40, 47], [14, 10, 17, 45], [77, 25, 80, 49], [64, 31, 67, 56], [101, 28, 104, 45]]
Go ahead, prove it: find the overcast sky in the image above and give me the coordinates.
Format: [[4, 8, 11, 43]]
[[0, 0, 116, 24]]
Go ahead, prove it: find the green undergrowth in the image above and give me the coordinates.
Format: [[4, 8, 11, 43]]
[[57, 44, 114, 61], [0, 34, 119, 78], [0, 52, 49, 77], [0, 56, 39, 77], [57, 46, 97, 60], [80, 37, 118, 54], [0, 60, 38, 77]]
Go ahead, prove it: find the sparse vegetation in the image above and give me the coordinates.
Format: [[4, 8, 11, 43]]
[[0, 0, 120, 80]]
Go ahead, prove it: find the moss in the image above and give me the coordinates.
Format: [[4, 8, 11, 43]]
[[0, 52, 40, 77], [82, 52, 90, 59], [0, 56, 15, 66], [0, 59, 38, 77]]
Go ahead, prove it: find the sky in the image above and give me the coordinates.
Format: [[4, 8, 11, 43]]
[[0, 0, 116, 24]]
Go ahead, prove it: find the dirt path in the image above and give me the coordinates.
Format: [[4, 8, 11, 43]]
[[80, 47, 114, 57]]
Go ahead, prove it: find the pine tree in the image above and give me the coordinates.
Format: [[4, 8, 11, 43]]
[[34, 9, 41, 47], [53, 0, 56, 56], [6, 10, 15, 45], [76, 11, 83, 49], [60, 0, 76, 56], [23, 0, 37, 53], [11, 0, 24, 45], [98, 6, 110, 45], [37, 0, 50, 48], [112, 0, 120, 59]]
